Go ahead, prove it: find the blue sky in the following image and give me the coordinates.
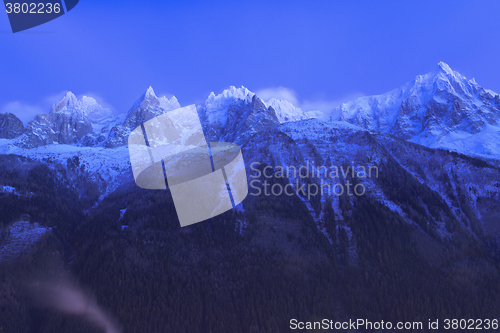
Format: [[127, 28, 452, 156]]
[[1, 0, 500, 124]]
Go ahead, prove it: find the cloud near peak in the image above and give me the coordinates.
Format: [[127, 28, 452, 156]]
[[255, 86, 299, 106], [255, 86, 364, 116]]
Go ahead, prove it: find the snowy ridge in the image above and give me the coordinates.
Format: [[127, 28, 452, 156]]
[[0, 141, 131, 201], [265, 98, 309, 123], [0, 75, 499, 252], [51, 92, 114, 123], [1, 65, 499, 208], [334, 62, 500, 159], [105, 87, 181, 148], [202, 86, 255, 126], [129, 86, 180, 117]]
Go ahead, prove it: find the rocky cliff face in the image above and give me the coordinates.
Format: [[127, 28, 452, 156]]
[[104, 87, 180, 148], [334, 62, 500, 159], [16, 92, 113, 148], [0, 113, 24, 139], [198, 86, 281, 144]]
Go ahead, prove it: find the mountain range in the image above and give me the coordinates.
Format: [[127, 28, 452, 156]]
[[1, 62, 499, 160], [335, 62, 500, 160], [1, 62, 500, 332], [0, 61, 498, 242]]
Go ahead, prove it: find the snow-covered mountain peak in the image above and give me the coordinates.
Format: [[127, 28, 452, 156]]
[[159, 95, 180, 112], [142, 86, 180, 111], [16, 93, 98, 148], [266, 98, 309, 123], [129, 86, 180, 116], [203, 86, 255, 126], [206, 86, 254, 109], [437, 61, 454, 75], [49, 92, 113, 124], [63, 90, 78, 103], [335, 62, 500, 159], [51, 91, 79, 113], [130, 86, 156, 111], [51, 92, 93, 112], [426, 63, 495, 103], [432, 62, 468, 84], [104, 87, 181, 148], [409, 62, 470, 94], [486, 89, 499, 97], [145, 85, 156, 98]]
